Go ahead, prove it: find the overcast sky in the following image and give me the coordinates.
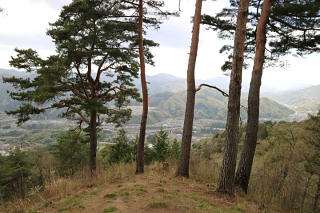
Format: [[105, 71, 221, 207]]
[[0, 0, 319, 91]]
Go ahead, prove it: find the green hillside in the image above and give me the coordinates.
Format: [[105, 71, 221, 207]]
[[265, 85, 320, 111], [0, 69, 22, 111], [130, 88, 294, 124], [0, 69, 295, 124]]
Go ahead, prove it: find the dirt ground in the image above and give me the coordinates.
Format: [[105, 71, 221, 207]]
[[38, 170, 260, 213]]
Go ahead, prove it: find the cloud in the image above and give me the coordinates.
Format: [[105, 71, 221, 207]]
[[29, 0, 71, 10], [0, 0, 319, 88]]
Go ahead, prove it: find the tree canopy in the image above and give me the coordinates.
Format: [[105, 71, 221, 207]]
[[202, 0, 320, 71], [3, 0, 173, 172]]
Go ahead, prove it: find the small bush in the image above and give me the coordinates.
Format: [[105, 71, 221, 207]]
[[148, 200, 168, 208], [104, 193, 117, 199], [103, 206, 117, 212], [51, 129, 89, 176], [0, 149, 32, 199], [101, 130, 135, 165]]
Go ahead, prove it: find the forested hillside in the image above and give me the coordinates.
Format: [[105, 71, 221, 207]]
[[136, 88, 295, 122], [265, 85, 320, 111], [0, 69, 28, 111], [0, 70, 295, 123]]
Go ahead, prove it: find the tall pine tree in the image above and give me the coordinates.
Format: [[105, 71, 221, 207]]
[[202, 0, 320, 193], [215, 0, 250, 195], [4, 0, 163, 174], [176, 0, 203, 177]]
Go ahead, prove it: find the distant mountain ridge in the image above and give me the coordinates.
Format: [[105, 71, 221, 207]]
[[135, 73, 312, 95], [133, 74, 230, 95], [264, 85, 320, 112], [1, 69, 318, 124], [129, 88, 295, 124]]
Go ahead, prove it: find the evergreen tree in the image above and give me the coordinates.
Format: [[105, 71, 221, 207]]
[[51, 129, 89, 176], [215, 0, 250, 195], [169, 139, 181, 160], [3, 0, 163, 174], [202, 0, 320, 193], [133, 0, 176, 174], [235, 0, 275, 193], [0, 149, 32, 199], [136, 0, 148, 174], [101, 129, 135, 164], [177, 0, 203, 178], [153, 129, 169, 162]]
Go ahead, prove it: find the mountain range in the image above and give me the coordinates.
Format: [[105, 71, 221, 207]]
[[0, 69, 319, 124], [128, 88, 295, 124], [134, 72, 312, 95], [263, 85, 320, 112]]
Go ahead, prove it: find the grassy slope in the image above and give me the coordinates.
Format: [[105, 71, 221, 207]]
[[45, 175, 256, 213], [4, 163, 267, 213]]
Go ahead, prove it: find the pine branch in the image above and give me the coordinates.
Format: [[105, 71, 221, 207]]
[[270, 15, 320, 31], [75, 64, 90, 99], [196, 84, 229, 97], [95, 61, 116, 84], [63, 104, 90, 125], [96, 86, 127, 99], [196, 84, 248, 110]]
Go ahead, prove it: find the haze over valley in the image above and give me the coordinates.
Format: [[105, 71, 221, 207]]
[[1, 69, 318, 150]]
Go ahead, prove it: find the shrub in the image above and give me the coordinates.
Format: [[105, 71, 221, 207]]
[[152, 129, 169, 162], [51, 129, 89, 176], [0, 149, 32, 199], [101, 130, 135, 165]]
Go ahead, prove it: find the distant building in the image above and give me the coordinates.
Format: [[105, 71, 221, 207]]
[[0, 150, 8, 156]]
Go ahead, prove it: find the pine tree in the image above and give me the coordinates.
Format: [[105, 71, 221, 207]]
[[215, 0, 250, 195], [235, 0, 275, 193], [101, 129, 135, 164], [51, 129, 89, 176], [176, 0, 203, 177], [202, 0, 320, 193], [136, 0, 148, 174], [153, 129, 169, 162], [0, 149, 32, 199], [3, 0, 162, 174]]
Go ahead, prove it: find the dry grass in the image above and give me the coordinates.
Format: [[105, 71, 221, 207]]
[[0, 160, 262, 213], [189, 153, 221, 184], [0, 162, 136, 213]]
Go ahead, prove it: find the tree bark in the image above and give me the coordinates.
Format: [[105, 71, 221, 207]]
[[313, 175, 320, 213], [234, 0, 274, 193], [136, 0, 148, 174], [216, 0, 250, 195], [176, 0, 202, 177], [89, 110, 97, 175]]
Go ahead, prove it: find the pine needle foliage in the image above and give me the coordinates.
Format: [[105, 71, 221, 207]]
[[202, 0, 320, 71], [3, 0, 174, 172]]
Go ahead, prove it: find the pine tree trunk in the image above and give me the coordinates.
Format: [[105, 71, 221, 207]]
[[176, 0, 202, 177], [136, 0, 148, 174], [313, 175, 320, 213], [235, 0, 273, 193], [89, 110, 97, 175], [216, 0, 250, 195]]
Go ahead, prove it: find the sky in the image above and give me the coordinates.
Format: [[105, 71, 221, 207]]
[[0, 0, 319, 91]]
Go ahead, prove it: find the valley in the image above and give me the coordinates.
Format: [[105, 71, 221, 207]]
[[0, 70, 318, 154]]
